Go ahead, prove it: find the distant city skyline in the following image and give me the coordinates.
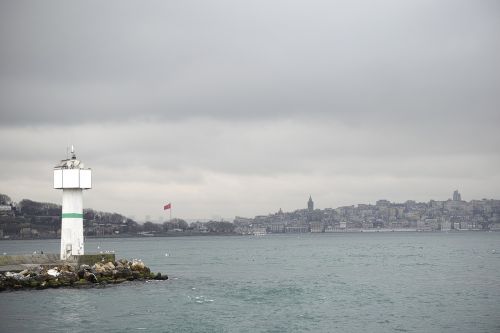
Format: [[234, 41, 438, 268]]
[[0, 1, 499, 220], [2, 188, 496, 224], [4, 189, 499, 238]]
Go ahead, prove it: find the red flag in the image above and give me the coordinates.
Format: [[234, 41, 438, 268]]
[[163, 203, 171, 210]]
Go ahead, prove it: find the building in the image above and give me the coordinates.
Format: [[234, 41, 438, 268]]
[[308, 195, 314, 211], [270, 223, 285, 233], [441, 220, 451, 231], [285, 226, 309, 233], [453, 190, 462, 201], [310, 221, 323, 233]]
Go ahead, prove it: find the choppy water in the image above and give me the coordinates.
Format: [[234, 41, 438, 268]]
[[0, 232, 499, 333]]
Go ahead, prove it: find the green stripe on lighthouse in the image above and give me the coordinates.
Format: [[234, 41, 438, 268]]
[[62, 213, 83, 218]]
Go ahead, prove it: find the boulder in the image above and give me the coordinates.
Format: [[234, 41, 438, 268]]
[[35, 273, 48, 283], [130, 260, 145, 271], [47, 268, 60, 277], [79, 264, 91, 271], [47, 279, 61, 288], [92, 263, 106, 274], [100, 269, 113, 278], [115, 267, 132, 279], [103, 261, 115, 271], [77, 269, 85, 279], [27, 271, 38, 278], [29, 280, 40, 288], [74, 279, 90, 287], [84, 271, 98, 283], [58, 272, 78, 286], [5, 272, 25, 280], [60, 263, 74, 273], [154, 272, 168, 280]]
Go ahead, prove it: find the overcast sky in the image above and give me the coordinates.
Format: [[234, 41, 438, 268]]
[[0, 0, 499, 221]]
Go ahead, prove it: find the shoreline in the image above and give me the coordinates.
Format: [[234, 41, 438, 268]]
[[0, 229, 495, 241]]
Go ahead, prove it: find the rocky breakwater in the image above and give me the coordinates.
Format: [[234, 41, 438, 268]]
[[0, 259, 168, 291]]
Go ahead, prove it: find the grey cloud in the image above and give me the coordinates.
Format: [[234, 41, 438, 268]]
[[1, 1, 499, 125], [1, 119, 498, 174], [0, 1, 499, 219]]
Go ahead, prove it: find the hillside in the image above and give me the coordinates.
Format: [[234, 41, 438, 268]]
[[0, 193, 139, 239]]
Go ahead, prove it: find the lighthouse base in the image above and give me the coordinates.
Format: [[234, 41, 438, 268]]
[[60, 189, 84, 260]]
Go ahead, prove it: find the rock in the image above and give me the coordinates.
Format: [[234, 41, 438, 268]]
[[45, 274, 57, 283], [29, 280, 40, 288], [47, 279, 61, 288], [77, 269, 85, 279], [92, 263, 106, 273], [79, 264, 91, 271], [0, 257, 167, 292], [74, 279, 90, 287], [60, 263, 74, 273], [115, 267, 132, 279], [27, 272, 38, 278], [84, 271, 98, 283], [35, 273, 49, 283], [103, 261, 115, 271], [100, 269, 113, 278], [97, 276, 111, 284], [5, 272, 24, 280], [59, 272, 78, 286], [47, 268, 60, 277], [130, 260, 145, 271], [154, 272, 168, 280]]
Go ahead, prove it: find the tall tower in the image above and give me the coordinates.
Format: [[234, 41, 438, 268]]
[[53, 146, 92, 260], [307, 195, 314, 211]]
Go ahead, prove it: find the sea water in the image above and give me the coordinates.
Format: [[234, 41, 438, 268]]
[[0, 232, 499, 333]]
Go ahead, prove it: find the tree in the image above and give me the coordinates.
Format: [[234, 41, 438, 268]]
[[143, 221, 155, 232], [124, 218, 140, 233], [163, 218, 188, 231], [143, 221, 162, 232], [206, 221, 235, 233], [0, 194, 11, 205], [18, 199, 60, 216]]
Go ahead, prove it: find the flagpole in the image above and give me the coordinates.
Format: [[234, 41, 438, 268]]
[[164, 202, 173, 222]]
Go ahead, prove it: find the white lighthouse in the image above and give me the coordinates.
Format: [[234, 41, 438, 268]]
[[53, 146, 92, 260]]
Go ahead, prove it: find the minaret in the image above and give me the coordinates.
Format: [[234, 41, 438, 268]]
[[53, 146, 92, 260]]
